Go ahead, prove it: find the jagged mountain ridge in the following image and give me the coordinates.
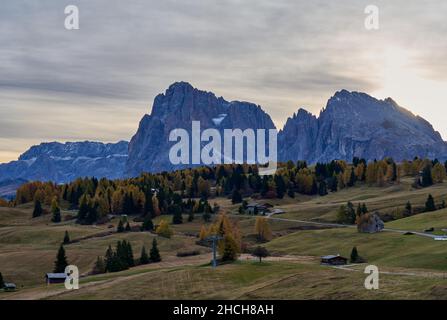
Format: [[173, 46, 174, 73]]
[[126, 81, 276, 175], [1, 82, 446, 188], [0, 141, 128, 183], [278, 90, 447, 163]]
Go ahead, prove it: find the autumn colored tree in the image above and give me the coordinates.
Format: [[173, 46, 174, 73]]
[[254, 217, 272, 242], [432, 163, 446, 183], [51, 197, 61, 223], [155, 220, 173, 238]]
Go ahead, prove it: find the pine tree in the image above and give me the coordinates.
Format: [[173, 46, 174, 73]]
[[421, 165, 433, 187], [104, 245, 115, 272], [231, 189, 242, 204], [125, 241, 135, 267], [347, 167, 356, 187], [425, 194, 436, 212], [0, 272, 4, 288], [51, 198, 61, 223], [172, 204, 183, 224], [117, 220, 125, 233], [92, 256, 106, 274], [318, 181, 328, 196], [405, 201, 412, 217], [125, 222, 131, 232], [54, 244, 68, 273], [187, 208, 194, 222], [140, 246, 149, 265], [350, 246, 359, 263], [63, 230, 70, 244], [150, 238, 161, 262], [32, 199, 43, 218], [141, 216, 154, 231], [77, 194, 89, 222]]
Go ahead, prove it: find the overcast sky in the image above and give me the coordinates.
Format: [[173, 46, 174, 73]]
[[1, 0, 446, 162]]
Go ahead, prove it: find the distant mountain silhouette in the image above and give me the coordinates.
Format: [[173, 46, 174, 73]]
[[1, 82, 446, 187]]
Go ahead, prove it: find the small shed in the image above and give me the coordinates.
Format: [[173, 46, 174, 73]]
[[3, 283, 16, 291], [247, 202, 271, 215], [45, 273, 68, 284], [321, 255, 348, 266]]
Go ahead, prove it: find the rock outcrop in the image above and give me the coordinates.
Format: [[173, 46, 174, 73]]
[[125, 82, 276, 175], [279, 90, 447, 163]]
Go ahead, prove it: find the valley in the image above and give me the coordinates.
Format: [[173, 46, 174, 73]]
[[2, 176, 447, 300]]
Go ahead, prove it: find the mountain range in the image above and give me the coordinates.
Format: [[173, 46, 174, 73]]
[[1, 82, 446, 190]]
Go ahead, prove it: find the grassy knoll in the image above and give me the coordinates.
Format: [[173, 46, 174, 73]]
[[3, 260, 444, 300], [265, 226, 447, 271]]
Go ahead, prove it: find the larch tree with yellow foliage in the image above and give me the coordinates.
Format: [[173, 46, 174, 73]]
[[155, 219, 173, 238], [254, 217, 272, 242]]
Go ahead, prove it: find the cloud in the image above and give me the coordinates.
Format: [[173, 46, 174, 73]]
[[0, 0, 446, 162]]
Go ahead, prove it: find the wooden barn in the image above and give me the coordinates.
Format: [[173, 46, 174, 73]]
[[321, 255, 348, 266], [45, 273, 68, 285]]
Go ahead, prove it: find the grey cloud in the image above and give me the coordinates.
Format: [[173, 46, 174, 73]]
[[0, 0, 446, 162]]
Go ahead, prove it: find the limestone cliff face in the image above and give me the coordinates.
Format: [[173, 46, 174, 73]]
[[126, 82, 276, 175], [278, 90, 447, 163]]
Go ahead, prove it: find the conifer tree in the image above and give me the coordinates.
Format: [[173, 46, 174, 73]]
[[141, 216, 154, 231], [92, 256, 106, 274], [350, 246, 359, 263], [150, 238, 161, 262], [318, 180, 328, 196], [125, 222, 131, 232], [172, 204, 183, 224], [51, 197, 61, 223], [33, 199, 43, 218], [425, 194, 436, 212], [117, 220, 125, 233], [77, 194, 89, 222], [421, 166, 433, 187], [140, 246, 149, 265], [105, 245, 114, 272], [405, 201, 412, 216], [63, 230, 70, 244], [125, 241, 135, 267], [54, 244, 68, 273], [231, 189, 242, 204], [0, 272, 4, 288], [188, 208, 194, 222]]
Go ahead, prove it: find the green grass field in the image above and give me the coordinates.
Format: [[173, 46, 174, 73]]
[[2, 179, 447, 299]]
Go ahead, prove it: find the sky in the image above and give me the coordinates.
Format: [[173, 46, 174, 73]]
[[0, 0, 446, 163]]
